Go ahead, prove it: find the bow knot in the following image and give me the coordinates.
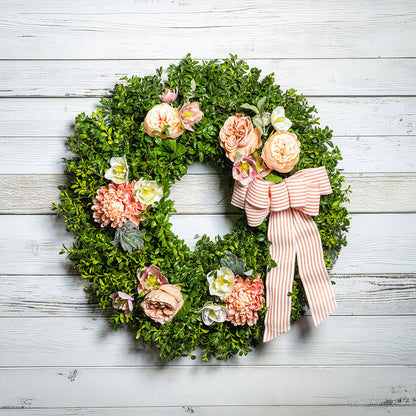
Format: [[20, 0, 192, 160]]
[[232, 166, 332, 227]]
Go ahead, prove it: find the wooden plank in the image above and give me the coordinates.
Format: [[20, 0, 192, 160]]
[[0, 316, 415, 367], [0, 214, 415, 275], [2, 274, 416, 317], [1, 97, 414, 137], [1, 407, 415, 416], [1, 59, 416, 97], [0, 0, 415, 59], [1, 136, 415, 175], [0, 366, 415, 407], [333, 136, 416, 173], [0, 173, 415, 214]]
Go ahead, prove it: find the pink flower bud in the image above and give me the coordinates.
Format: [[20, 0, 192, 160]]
[[158, 88, 178, 104]]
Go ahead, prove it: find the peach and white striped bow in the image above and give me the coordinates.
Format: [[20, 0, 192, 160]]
[[231, 166, 336, 342]]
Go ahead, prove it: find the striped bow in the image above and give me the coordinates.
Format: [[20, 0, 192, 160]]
[[231, 166, 336, 342]]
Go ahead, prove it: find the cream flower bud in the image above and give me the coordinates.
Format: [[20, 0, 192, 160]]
[[271, 106, 292, 132], [104, 155, 129, 184]]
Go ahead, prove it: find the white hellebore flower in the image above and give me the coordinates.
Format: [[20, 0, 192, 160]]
[[271, 106, 292, 132], [199, 302, 227, 326], [104, 155, 129, 184], [207, 266, 235, 300], [134, 178, 163, 206]]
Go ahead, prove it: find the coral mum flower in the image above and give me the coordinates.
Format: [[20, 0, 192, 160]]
[[225, 276, 264, 326], [92, 181, 146, 229]]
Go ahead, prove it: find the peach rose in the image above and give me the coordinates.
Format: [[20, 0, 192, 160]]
[[141, 284, 184, 324], [143, 103, 184, 139], [219, 114, 262, 161], [261, 131, 300, 173]]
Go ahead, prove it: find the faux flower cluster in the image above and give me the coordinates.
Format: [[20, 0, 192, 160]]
[[143, 87, 203, 139], [92, 156, 163, 229], [220, 105, 300, 185], [200, 252, 265, 327], [110, 265, 184, 323]]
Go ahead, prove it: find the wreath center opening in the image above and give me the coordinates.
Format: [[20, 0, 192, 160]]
[[170, 162, 240, 250]]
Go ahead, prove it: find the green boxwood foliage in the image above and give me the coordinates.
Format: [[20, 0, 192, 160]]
[[54, 55, 349, 361]]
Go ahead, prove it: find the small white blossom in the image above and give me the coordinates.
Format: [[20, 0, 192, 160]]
[[199, 302, 227, 325], [271, 106, 292, 132], [134, 178, 163, 206], [104, 155, 129, 184]]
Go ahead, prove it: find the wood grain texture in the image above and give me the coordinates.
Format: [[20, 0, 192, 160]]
[[1, 0, 415, 59], [2, 275, 415, 317], [0, 367, 415, 407], [1, 58, 415, 97], [0, 408, 414, 416], [0, 97, 415, 137], [1, 315, 415, 366], [0, 173, 415, 214], [0, 214, 415, 275], [1, 136, 415, 174]]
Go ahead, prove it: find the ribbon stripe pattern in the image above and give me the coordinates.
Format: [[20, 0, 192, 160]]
[[231, 166, 336, 342]]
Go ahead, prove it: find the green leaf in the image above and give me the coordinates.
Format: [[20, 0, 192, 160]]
[[175, 294, 191, 320], [162, 139, 177, 153], [172, 143, 187, 160], [264, 172, 283, 184], [241, 103, 259, 114], [256, 97, 266, 113]]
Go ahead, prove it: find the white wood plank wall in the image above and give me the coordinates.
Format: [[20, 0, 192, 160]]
[[0, 0, 415, 414]]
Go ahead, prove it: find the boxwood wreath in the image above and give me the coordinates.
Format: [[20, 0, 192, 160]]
[[54, 55, 350, 361]]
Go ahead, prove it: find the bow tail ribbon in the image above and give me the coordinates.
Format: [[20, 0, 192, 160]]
[[264, 208, 336, 341], [231, 167, 336, 342]]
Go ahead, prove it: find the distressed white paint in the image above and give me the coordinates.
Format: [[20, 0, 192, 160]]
[[0, 0, 415, 413], [1, 367, 415, 407], [1, 59, 416, 97], [1, 0, 415, 59], [1, 316, 415, 366], [1, 137, 415, 174], [1, 172, 415, 214], [0, 97, 415, 137], [0, 214, 415, 275], [2, 275, 416, 317]]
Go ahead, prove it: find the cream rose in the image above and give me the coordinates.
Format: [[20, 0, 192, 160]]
[[219, 114, 262, 161], [261, 131, 300, 173], [143, 103, 184, 139], [141, 284, 184, 324]]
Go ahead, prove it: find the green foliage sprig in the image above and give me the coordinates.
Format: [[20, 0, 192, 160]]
[[54, 55, 350, 361]]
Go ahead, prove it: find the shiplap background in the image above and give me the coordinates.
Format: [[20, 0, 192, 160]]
[[1, 0, 416, 414]]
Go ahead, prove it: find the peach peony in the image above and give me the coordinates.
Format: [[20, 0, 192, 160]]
[[141, 284, 184, 324], [220, 114, 262, 162], [225, 276, 264, 326], [143, 103, 184, 139], [261, 131, 300, 173], [92, 181, 146, 229]]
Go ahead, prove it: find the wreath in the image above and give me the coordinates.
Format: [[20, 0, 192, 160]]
[[54, 55, 349, 361]]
